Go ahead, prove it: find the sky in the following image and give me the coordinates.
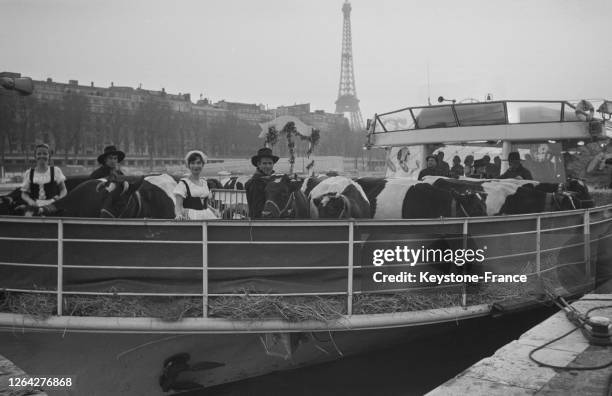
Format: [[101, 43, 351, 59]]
[[2, 0, 611, 120]]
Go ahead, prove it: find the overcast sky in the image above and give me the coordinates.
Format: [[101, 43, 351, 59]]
[[2, 0, 611, 119]]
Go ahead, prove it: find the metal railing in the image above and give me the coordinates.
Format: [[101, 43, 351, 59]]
[[210, 189, 248, 219], [370, 100, 596, 134], [0, 203, 610, 319]]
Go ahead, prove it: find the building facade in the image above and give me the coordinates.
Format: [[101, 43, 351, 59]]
[[0, 73, 351, 172]]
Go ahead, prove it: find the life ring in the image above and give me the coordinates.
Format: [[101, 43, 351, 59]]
[[575, 99, 594, 120]]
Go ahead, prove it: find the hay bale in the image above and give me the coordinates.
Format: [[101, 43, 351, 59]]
[[208, 294, 345, 322]]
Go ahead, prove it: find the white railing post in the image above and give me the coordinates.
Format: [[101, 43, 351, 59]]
[[536, 216, 541, 278], [347, 222, 354, 315], [57, 220, 63, 316], [584, 210, 591, 281], [202, 223, 208, 318], [461, 220, 468, 308]]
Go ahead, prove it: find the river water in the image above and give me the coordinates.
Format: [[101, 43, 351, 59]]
[[178, 307, 556, 396]]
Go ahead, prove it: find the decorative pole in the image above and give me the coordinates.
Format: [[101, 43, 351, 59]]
[[305, 129, 320, 176], [263, 121, 320, 176]]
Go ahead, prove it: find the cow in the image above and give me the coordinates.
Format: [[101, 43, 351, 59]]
[[35, 178, 122, 217], [206, 178, 224, 190], [221, 176, 250, 190], [309, 176, 371, 219], [422, 176, 593, 215], [0, 174, 92, 216], [36, 174, 176, 219], [253, 174, 329, 219], [0, 187, 25, 215], [260, 175, 311, 219], [355, 177, 487, 219], [102, 174, 176, 219]]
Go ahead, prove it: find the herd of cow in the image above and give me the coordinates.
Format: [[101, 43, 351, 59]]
[[260, 174, 593, 219], [0, 172, 595, 220]]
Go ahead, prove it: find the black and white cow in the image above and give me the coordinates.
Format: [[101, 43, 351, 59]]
[[257, 174, 330, 219], [221, 176, 250, 190], [355, 177, 487, 219], [0, 187, 26, 215], [309, 176, 371, 219], [37, 174, 177, 219], [35, 178, 122, 218], [261, 175, 311, 219], [105, 174, 177, 218], [1, 174, 93, 216], [422, 176, 593, 215]]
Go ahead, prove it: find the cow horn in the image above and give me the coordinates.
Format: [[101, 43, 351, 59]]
[[105, 183, 117, 193], [95, 180, 107, 192]]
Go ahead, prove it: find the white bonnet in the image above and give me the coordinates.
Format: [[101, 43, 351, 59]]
[[184, 150, 208, 166]]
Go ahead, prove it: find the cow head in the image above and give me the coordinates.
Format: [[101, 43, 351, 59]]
[[313, 193, 351, 219], [99, 177, 146, 218], [450, 189, 488, 217], [206, 178, 224, 190], [565, 178, 594, 208], [0, 188, 27, 216], [35, 179, 115, 217], [262, 175, 307, 218], [0, 195, 15, 215]]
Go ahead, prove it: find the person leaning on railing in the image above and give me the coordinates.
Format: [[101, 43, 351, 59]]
[[20, 144, 67, 207]]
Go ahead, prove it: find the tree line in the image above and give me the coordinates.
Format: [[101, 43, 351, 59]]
[[0, 90, 366, 163]]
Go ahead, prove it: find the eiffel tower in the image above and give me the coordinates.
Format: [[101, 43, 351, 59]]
[[335, 1, 364, 132]]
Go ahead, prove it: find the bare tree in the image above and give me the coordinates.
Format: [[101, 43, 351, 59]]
[[60, 91, 89, 160]]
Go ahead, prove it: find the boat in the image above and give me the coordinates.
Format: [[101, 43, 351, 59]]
[[1, 99, 611, 395]]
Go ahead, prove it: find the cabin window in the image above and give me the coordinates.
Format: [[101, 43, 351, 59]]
[[455, 103, 506, 126], [413, 106, 457, 129], [507, 102, 563, 123], [563, 103, 579, 121], [378, 108, 415, 131]]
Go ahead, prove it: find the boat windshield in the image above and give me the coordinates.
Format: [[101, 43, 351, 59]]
[[375, 101, 580, 133]]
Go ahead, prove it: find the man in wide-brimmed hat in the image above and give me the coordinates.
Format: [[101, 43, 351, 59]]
[[245, 147, 279, 218], [500, 151, 533, 180], [89, 145, 126, 179]]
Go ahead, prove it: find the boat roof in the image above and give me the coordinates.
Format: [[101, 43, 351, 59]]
[[367, 100, 608, 147]]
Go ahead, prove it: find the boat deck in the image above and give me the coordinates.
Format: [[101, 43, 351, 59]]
[[427, 291, 612, 395], [0, 353, 48, 395]]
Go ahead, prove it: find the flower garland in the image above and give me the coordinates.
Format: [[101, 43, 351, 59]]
[[264, 122, 321, 175]]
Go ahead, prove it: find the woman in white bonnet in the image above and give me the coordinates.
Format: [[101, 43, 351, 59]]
[[173, 150, 218, 220]]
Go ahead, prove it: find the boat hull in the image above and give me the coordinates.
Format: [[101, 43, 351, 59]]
[[1, 312, 488, 396]]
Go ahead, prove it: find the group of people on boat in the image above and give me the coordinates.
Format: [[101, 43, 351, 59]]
[[20, 144, 124, 211], [17, 142, 280, 221], [417, 151, 532, 181], [14, 139, 605, 220]]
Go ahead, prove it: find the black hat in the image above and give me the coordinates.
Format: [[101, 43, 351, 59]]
[[507, 152, 521, 161], [251, 147, 279, 167], [425, 155, 438, 162], [474, 159, 486, 168], [97, 145, 125, 164]]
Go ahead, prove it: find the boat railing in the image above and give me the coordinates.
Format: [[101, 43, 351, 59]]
[[0, 204, 611, 319]]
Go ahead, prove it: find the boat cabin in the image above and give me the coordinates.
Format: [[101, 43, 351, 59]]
[[366, 100, 611, 183]]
